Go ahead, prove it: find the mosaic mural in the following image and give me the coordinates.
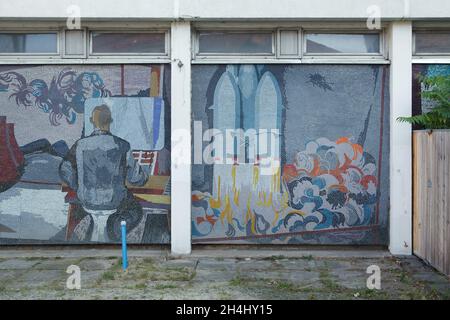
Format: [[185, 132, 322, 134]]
[[192, 65, 390, 244], [0, 64, 171, 244]]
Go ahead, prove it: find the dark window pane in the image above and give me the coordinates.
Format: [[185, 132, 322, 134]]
[[306, 33, 380, 54], [415, 32, 450, 54], [91, 33, 166, 54], [0, 33, 57, 53], [198, 32, 273, 54]]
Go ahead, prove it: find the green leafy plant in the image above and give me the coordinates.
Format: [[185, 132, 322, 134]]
[[397, 75, 450, 129]]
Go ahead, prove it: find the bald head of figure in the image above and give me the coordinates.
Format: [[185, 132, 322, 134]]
[[90, 104, 113, 131]]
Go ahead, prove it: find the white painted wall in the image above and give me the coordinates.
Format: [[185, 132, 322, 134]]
[[170, 21, 192, 255], [388, 21, 413, 255], [0, 0, 449, 20]]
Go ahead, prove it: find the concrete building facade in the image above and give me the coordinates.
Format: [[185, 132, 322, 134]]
[[0, 0, 449, 255]]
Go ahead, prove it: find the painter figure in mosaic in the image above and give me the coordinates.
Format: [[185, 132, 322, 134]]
[[58, 104, 149, 242]]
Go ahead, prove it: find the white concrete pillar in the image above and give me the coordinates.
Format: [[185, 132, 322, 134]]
[[389, 21, 413, 255], [170, 21, 192, 255]]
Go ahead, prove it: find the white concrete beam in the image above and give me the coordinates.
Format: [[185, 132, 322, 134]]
[[388, 21, 413, 255], [170, 21, 192, 255], [0, 0, 450, 20], [179, 0, 404, 20], [0, 0, 174, 20]]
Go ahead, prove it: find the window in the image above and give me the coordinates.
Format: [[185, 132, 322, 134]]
[[414, 31, 450, 55], [0, 26, 170, 62], [278, 30, 299, 57], [197, 31, 274, 55], [193, 27, 386, 62], [90, 32, 167, 55], [0, 33, 58, 54], [63, 29, 86, 58], [304, 32, 381, 54]]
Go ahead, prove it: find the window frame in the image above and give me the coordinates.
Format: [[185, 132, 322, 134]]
[[0, 30, 60, 57], [0, 22, 171, 64], [193, 28, 277, 60], [276, 28, 301, 59], [192, 24, 389, 64], [61, 28, 87, 59], [301, 29, 386, 59], [413, 29, 450, 57], [88, 29, 170, 58]]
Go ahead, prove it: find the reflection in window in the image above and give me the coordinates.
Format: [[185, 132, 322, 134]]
[[198, 32, 273, 54], [305, 33, 380, 54], [91, 32, 166, 54], [0, 33, 58, 53], [415, 32, 450, 54]]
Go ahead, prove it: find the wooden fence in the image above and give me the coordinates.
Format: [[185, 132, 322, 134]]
[[413, 130, 450, 276]]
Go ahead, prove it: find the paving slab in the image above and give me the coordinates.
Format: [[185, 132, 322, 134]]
[[0, 259, 40, 270], [329, 271, 369, 289], [196, 258, 238, 271], [159, 259, 198, 270], [235, 259, 276, 271], [193, 269, 236, 282], [277, 259, 325, 270], [33, 259, 81, 270], [0, 270, 23, 283], [12, 270, 66, 289], [78, 259, 118, 271]]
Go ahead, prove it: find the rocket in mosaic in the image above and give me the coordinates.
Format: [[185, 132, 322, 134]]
[[191, 64, 390, 244]]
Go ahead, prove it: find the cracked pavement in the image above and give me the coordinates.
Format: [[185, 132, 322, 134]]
[[0, 248, 449, 300]]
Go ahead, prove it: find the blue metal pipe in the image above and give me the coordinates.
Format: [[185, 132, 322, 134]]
[[121, 221, 128, 270]]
